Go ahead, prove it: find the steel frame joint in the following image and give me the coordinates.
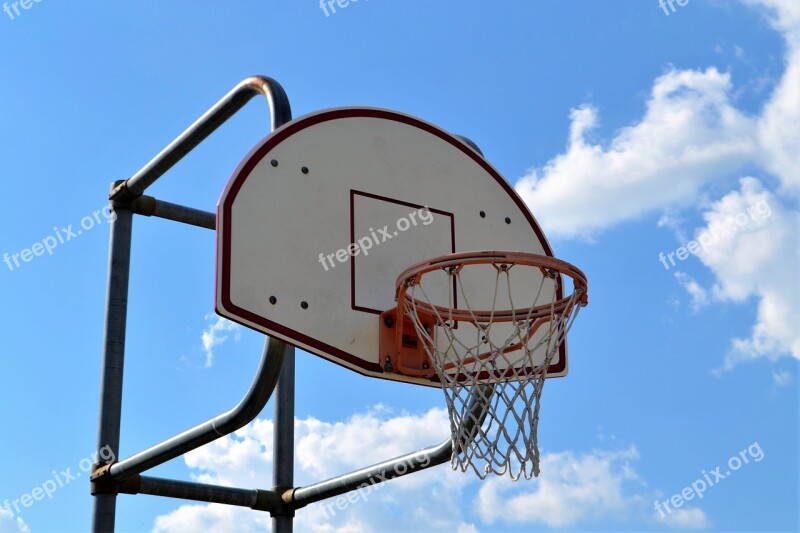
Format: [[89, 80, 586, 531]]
[[109, 181, 137, 204], [109, 180, 137, 211], [91, 464, 142, 496], [254, 487, 295, 516]]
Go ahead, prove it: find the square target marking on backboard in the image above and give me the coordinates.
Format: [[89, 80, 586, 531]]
[[350, 190, 455, 315]]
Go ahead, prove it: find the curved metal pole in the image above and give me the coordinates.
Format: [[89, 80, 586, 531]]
[[288, 384, 493, 507], [92, 76, 292, 533], [110, 75, 292, 202], [108, 338, 292, 480]]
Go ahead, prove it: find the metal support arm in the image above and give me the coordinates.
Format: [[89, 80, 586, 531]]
[[287, 384, 493, 508], [127, 476, 288, 514], [93, 473, 287, 515], [133, 195, 216, 230], [107, 338, 291, 480], [110, 75, 291, 202], [288, 439, 451, 508], [134, 476, 262, 508]]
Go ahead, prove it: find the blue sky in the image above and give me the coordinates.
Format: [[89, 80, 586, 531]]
[[0, 1, 798, 532]]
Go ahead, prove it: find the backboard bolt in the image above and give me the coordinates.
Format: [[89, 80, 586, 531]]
[[480, 210, 486, 218], [271, 159, 278, 167], [505, 217, 511, 224], [269, 296, 277, 305], [301, 166, 309, 174], [383, 357, 393, 372], [301, 301, 309, 309], [384, 316, 394, 328]]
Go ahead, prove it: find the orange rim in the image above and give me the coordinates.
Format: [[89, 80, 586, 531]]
[[396, 251, 588, 321], [388, 251, 588, 377]]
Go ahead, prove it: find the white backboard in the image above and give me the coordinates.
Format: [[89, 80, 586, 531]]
[[216, 107, 566, 386]]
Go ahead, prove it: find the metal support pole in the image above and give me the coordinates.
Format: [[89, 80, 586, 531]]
[[272, 348, 296, 532], [92, 185, 134, 533]]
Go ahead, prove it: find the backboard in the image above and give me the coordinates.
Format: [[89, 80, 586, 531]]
[[216, 107, 567, 387]]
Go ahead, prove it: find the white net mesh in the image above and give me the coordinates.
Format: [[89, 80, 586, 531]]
[[402, 260, 585, 480]]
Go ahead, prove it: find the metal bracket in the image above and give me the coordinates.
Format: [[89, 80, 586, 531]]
[[256, 486, 296, 517], [90, 464, 141, 496]]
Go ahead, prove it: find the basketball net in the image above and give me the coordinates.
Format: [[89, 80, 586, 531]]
[[399, 253, 587, 480]]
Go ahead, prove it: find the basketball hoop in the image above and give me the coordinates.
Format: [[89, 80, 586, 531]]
[[380, 251, 588, 480]]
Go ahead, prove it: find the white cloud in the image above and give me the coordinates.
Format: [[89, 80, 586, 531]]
[[294, 407, 457, 481], [688, 178, 799, 368], [153, 503, 267, 533], [0, 508, 29, 533], [744, 0, 800, 47], [747, 0, 800, 192], [154, 407, 477, 533], [201, 314, 241, 367], [153, 406, 652, 532], [515, 0, 799, 368], [655, 507, 712, 529], [772, 369, 794, 387], [516, 67, 756, 239], [658, 212, 689, 243], [515, 0, 798, 241], [756, 45, 800, 191], [476, 447, 643, 528], [674, 272, 709, 312]]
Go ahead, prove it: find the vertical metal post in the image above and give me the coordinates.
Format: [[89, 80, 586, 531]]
[[272, 347, 296, 532], [92, 186, 134, 533]]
